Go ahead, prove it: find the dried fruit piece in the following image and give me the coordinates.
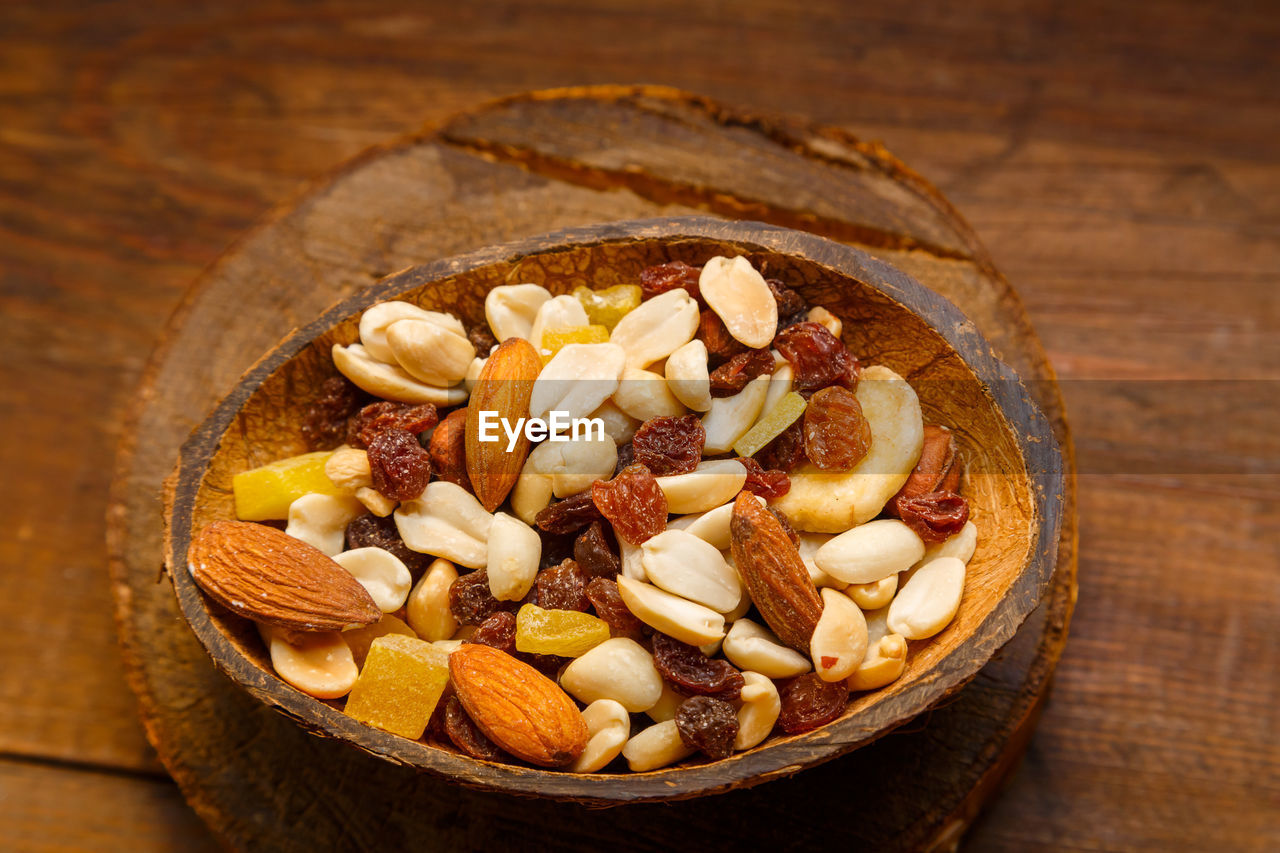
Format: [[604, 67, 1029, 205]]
[[232, 451, 345, 521], [738, 456, 792, 501], [468, 610, 517, 652], [343, 634, 449, 739], [584, 577, 644, 637], [346, 514, 430, 576], [733, 391, 806, 459], [540, 324, 611, 363], [347, 401, 439, 449], [639, 260, 702, 302], [367, 427, 432, 501], [534, 559, 589, 612], [573, 522, 620, 580], [465, 337, 541, 511], [755, 418, 807, 472], [443, 694, 507, 761], [766, 278, 807, 319], [675, 696, 740, 760], [467, 324, 498, 355], [427, 408, 470, 489], [696, 309, 748, 367], [896, 490, 970, 543], [613, 442, 636, 476], [777, 672, 849, 733], [887, 424, 959, 511], [803, 386, 872, 471], [448, 570, 515, 626], [515, 603, 611, 657], [773, 321, 852, 391], [573, 284, 642, 331], [708, 350, 777, 397], [535, 491, 604, 534], [302, 376, 364, 450], [632, 415, 705, 476], [591, 464, 668, 545], [651, 633, 745, 701], [729, 492, 823, 651]]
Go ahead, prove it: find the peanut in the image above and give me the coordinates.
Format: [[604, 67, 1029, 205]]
[[734, 671, 781, 751], [590, 399, 640, 444], [405, 558, 458, 641], [845, 573, 898, 610], [608, 288, 700, 369], [484, 283, 552, 343], [616, 576, 726, 646], [701, 373, 770, 454], [814, 519, 926, 585], [612, 367, 688, 421], [622, 720, 694, 771], [332, 343, 468, 406], [654, 459, 748, 514], [887, 556, 965, 639], [809, 588, 869, 682], [560, 637, 663, 712], [698, 256, 777, 348], [529, 294, 589, 355], [358, 301, 466, 364], [640, 529, 741, 613], [394, 481, 493, 569], [259, 624, 357, 700], [806, 305, 842, 338], [485, 512, 541, 601], [332, 547, 412, 613], [664, 339, 713, 412], [385, 318, 475, 386], [721, 617, 812, 679], [355, 486, 397, 517], [618, 537, 646, 582], [527, 430, 618, 498], [528, 342, 626, 422], [666, 494, 765, 551], [510, 460, 554, 526], [644, 681, 684, 723], [284, 493, 365, 556], [323, 446, 371, 492], [848, 633, 907, 692], [797, 531, 843, 589], [572, 699, 631, 773]]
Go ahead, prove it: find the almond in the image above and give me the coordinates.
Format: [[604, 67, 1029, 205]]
[[465, 337, 541, 511], [188, 520, 382, 632], [449, 644, 588, 767], [729, 491, 823, 651]]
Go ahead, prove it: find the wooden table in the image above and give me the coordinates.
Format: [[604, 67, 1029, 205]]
[[3, 1, 1276, 850]]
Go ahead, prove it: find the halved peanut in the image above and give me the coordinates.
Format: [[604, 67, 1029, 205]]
[[485, 512, 541, 601], [386, 319, 475, 386], [333, 343, 469, 406], [572, 699, 631, 773], [405, 558, 458, 641], [529, 294, 589, 354], [846, 573, 898, 610], [394, 481, 493, 569], [527, 430, 618, 498], [323, 446, 371, 492], [815, 519, 926, 585], [618, 537, 646, 582], [698, 256, 777, 348], [463, 355, 486, 392], [906, 519, 978, 584], [701, 374, 770, 454], [528, 342, 626, 421], [622, 720, 695, 771], [285, 493, 365, 556], [761, 362, 795, 419], [332, 547, 412, 613], [806, 306, 842, 338], [667, 494, 765, 551], [560, 637, 663, 712], [612, 367, 688, 421], [590, 399, 641, 444], [887, 556, 965, 639], [260, 624, 357, 700], [358, 301, 466, 364], [644, 681, 684, 723], [809, 588, 869, 682], [640, 530, 741, 613], [665, 339, 713, 412], [797, 531, 843, 589], [721, 617, 811, 679], [510, 460, 554, 526], [355, 486, 397, 517], [608, 288, 700, 369], [484, 283, 552, 343], [654, 459, 748, 514], [734, 671, 781, 751], [848, 633, 907, 692], [616, 576, 725, 646]]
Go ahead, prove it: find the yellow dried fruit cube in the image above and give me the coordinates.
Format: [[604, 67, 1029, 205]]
[[233, 451, 345, 521], [515, 604, 611, 658], [343, 634, 449, 739], [540, 324, 610, 363], [573, 285, 642, 331], [733, 391, 808, 458]]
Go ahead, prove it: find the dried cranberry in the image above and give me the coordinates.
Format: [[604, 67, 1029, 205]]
[[632, 415, 705, 476], [585, 577, 644, 637], [640, 260, 702, 302], [535, 491, 604, 535], [534, 560, 589, 612], [574, 521, 620, 579], [344, 514, 430, 576], [896, 490, 969, 543], [651, 633, 744, 701], [708, 350, 776, 397], [592, 464, 668, 545], [301, 376, 364, 450], [675, 696, 740, 760], [777, 673, 848, 734], [367, 427, 432, 501], [739, 456, 792, 500], [803, 386, 872, 471], [773, 322, 853, 391], [448, 570, 514, 626]]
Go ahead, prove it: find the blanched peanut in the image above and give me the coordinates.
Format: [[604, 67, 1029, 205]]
[[560, 637, 663, 712], [848, 633, 907, 692], [616, 576, 725, 646], [463, 355, 486, 392], [386, 319, 475, 386], [324, 446, 371, 492], [432, 639, 466, 653], [815, 519, 925, 585], [529, 294, 590, 354], [572, 699, 631, 773], [721, 617, 811, 679], [618, 537, 646, 582], [260, 624, 357, 700], [887, 556, 965, 639], [810, 588, 868, 682], [655, 459, 748, 514], [332, 343, 468, 406], [718, 559, 753, 621], [846, 573, 898, 610], [667, 494, 765, 551], [527, 430, 618, 498], [641, 530, 741, 613], [909, 520, 978, 580], [341, 613, 416, 668], [806, 306, 842, 338], [797, 532, 843, 589], [355, 486, 397, 517], [622, 720, 695, 771], [285, 493, 365, 556], [698, 256, 777, 348], [333, 547, 412, 612], [645, 681, 684, 722], [612, 367, 688, 421], [485, 512, 541, 601], [528, 342, 626, 422], [590, 399, 640, 444], [405, 558, 458, 641], [734, 671, 781, 751], [358, 301, 466, 364], [608, 288, 700, 369], [394, 481, 493, 568], [484, 283, 552, 343], [701, 374, 770, 454], [510, 461, 554, 526], [665, 339, 712, 412]]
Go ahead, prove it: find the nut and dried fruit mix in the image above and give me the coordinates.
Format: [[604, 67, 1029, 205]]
[[189, 256, 979, 772]]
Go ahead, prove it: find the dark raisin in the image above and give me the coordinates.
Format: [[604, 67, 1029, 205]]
[[535, 491, 604, 535], [467, 324, 498, 354], [739, 456, 792, 500], [534, 560, 589, 612], [467, 611, 516, 652], [640, 260, 702, 302], [697, 309, 748, 367], [803, 386, 872, 471], [574, 521, 620, 579], [444, 695, 508, 761], [896, 490, 969, 543], [427, 408, 470, 489], [766, 279, 807, 318], [448, 570, 514, 626], [585, 577, 644, 637], [777, 673, 848, 734], [675, 696, 740, 760], [776, 309, 811, 332], [708, 350, 776, 398], [426, 684, 455, 741], [301, 376, 364, 450], [767, 505, 801, 546], [632, 415, 705, 476], [613, 442, 636, 476], [538, 527, 578, 571], [773, 322, 853, 391], [651, 633, 744, 701], [347, 401, 438, 449], [754, 418, 807, 473], [345, 514, 430, 576], [592, 464, 668, 545], [367, 427, 432, 501]]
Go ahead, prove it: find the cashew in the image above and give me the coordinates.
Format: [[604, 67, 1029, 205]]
[[405, 558, 459, 641], [887, 556, 965, 639], [645, 681, 685, 723], [612, 367, 688, 421], [664, 339, 712, 411], [323, 446, 371, 492], [721, 617, 811, 679], [527, 430, 618, 498], [529, 294, 590, 355], [846, 573, 898, 610], [333, 343, 468, 406], [394, 481, 493, 568], [259, 624, 357, 700], [355, 486, 397, 517], [484, 283, 552, 343], [698, 256, 777, 348], [815, 519, 925, 585], [341, 613, 417, 668], [285, 493, 365, 556], [572, 699, 631, 773], [666, 494, 765, 551], [609, 288, 700, 369], [772, 365, 923, 532], [485, 512, 541, 601], [797, 531, 844, 589], [641, 530, 741, 613], [618, 537, 646, 582], [332, 547, 412, 612], [510, 462, 555, 526], [590, 399, 640, 444], [654, 459, 748, 514], [528, 342, 627, 422], [386, 319, 475, 386], [806, 306, 842, 339], [810, 588, 869, 682], [616, 576, 725, 646], [848, 633, 908, 692], [701, 374, 770, 454], [560, 637, 663, 712], [622, 720, 695, 771], [734, 671, 781, 751], [358, 301, 466, 364]]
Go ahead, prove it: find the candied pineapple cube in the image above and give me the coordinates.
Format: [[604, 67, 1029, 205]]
[[233, 451, 345, 521], [540, 324, 610, 363], [572, 285, 642, 331], [343, 634, 449, 739], [733, 391, 807, 458], [515, 604, 611, 657]]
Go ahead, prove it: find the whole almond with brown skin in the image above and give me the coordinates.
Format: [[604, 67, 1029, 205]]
[[466, 337, 540, 511], [730, 491, 823, 651], [188, 520, 381, 632], [449, 644, 588, 767]]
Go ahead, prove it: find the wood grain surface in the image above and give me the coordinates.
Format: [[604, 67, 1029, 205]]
[[2, 1, 1277, 850]]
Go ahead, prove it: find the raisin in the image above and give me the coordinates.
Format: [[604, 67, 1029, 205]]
[[887, 425, 957, 511], [708, 350, 776, 398], [675, 696, 740, 760], [535, 491, 604, 535], [651, 633, 744, 701], [443, 695, 508, 761], [538, 527, 578, 570], [448, 570, 514, 626], [574, 521, 620, 579], [896, 490, 969, 543], [585, 577, 644, 637], [755, 418, 807, 473], [467, 324, 498, 355], [773, 322, 853, 391], [301, 376, 364, 450], [836, 354, 862, 390], [632, 415, 705, 476], [426, 684, 455, 741], [767, 505, 801, 546], [613, 442, 636, 476], [697, 309, 748, 367], [803, 386, 872, 471], [739, 456, 792, 500], [367, 427, 432, 501], [427, 408, 470, 489], [534, 560, 589, 612], [467, 611, 516, 652], [640, 260, 702, 302], [777, 673, 849, 734], [766, 279, 807, 319], [347, 401, 438, 449], [591, 464, 668, 545], [776, 310, 811, 333], [344, 514, 430, 576]]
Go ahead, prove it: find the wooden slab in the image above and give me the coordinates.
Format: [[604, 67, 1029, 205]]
[[107, 86, 1077, 851]]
